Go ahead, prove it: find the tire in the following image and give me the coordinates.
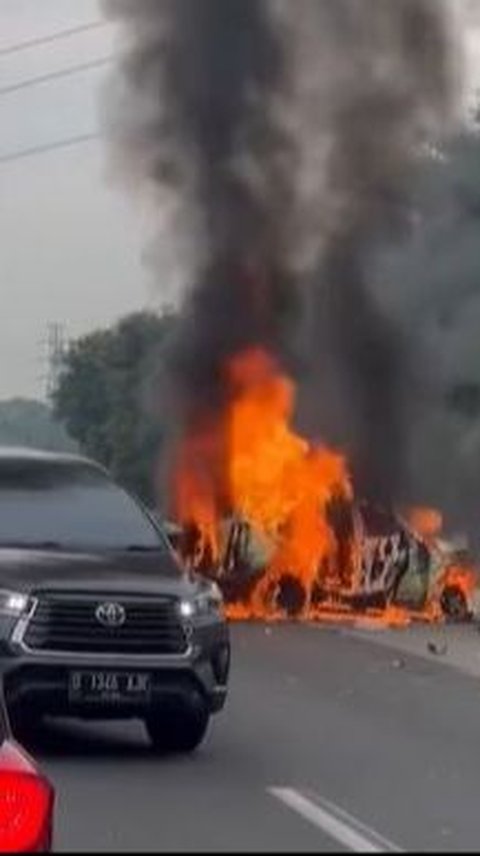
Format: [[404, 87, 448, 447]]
[[145, 703, 210, 754], [276, 574, 306, 617], [440, 585, 470, 623]]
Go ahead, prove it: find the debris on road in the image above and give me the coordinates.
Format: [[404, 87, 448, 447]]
[[427, 640, 448, 656]]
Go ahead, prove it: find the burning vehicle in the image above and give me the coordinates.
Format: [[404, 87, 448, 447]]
[[169, 502, 478, 625], [167, 349, 478, 626]]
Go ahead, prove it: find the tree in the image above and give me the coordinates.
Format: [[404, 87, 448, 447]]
[[0, 399, 76, 452], [53, 311, 175, 506]]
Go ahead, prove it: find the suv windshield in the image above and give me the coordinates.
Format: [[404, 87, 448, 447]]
[[0, 457, 168, 552]]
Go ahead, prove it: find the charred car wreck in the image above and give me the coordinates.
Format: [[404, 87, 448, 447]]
[[167, 501, 478, 622]]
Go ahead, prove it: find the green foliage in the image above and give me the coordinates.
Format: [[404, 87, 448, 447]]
[[53, 311, 175, 505], [0, 398, 77, 452]]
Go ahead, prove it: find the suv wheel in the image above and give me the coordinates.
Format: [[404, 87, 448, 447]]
[[145, 704, 209, 754]]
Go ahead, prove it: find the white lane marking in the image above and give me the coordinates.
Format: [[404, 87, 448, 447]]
[[269, 787, 403, 853]]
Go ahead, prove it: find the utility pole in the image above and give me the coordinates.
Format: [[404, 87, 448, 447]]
[[42, 322, 66, 401]]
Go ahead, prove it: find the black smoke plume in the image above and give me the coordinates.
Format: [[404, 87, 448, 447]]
[[104, 0, 457, 516], [104, 0, 296, 417]]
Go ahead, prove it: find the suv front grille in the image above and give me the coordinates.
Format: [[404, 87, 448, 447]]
[[23, 592, 188, 655]]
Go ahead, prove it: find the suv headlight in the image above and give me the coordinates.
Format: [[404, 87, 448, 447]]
[[0, 590, 31, 617], [179, 583, 224, 619]]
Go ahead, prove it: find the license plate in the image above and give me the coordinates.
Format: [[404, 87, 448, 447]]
[[68, 670, 151, 704]]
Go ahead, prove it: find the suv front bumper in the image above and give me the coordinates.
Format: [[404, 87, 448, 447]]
[[0, 615, 230, 719]]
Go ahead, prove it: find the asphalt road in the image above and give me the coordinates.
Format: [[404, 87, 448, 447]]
[[32, 623, 480, 852]]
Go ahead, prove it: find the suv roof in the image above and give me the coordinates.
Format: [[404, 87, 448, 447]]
[[0, 446, 104, 471]]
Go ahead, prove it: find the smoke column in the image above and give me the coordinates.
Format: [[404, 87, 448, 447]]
[[287, 0, 456, 506], [103, 0, 297, 413], [104, 1, 458, 517]]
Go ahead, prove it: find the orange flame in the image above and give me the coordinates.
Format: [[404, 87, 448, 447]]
[[172, 420, 223, 567], [441, 564, 476, 600], [226, 348, 352, 610], [405, 506, 443, 541], [174, 347, 354, 614]]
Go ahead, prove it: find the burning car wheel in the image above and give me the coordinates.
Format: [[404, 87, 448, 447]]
[[440, 585, 470, 622], [145, 702, 210, 754], [276, 575, 307, 616]]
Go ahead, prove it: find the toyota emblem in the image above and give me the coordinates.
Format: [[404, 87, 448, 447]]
[[95, 601, 126, 627]]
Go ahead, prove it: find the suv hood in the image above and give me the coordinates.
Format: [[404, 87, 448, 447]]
[[0, 547, 206, 599]]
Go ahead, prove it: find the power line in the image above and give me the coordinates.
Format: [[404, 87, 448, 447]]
[[0, 132, 101, 166], [0, 56, 114, 98], [0, 21, 108, 57]]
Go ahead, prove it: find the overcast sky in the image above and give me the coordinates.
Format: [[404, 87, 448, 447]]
[[0, 0, 479, 402], [0, 0, 151, 400]]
